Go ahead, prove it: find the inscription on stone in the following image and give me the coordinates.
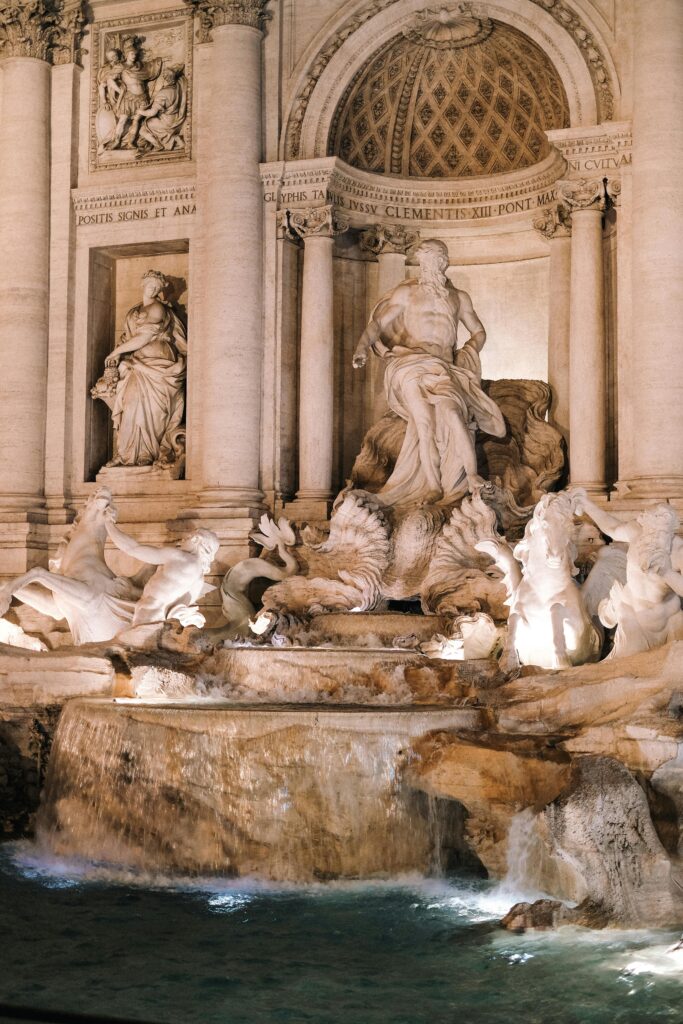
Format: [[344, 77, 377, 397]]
[[73, 187, 197, 228], [265, 185, 558, 223]]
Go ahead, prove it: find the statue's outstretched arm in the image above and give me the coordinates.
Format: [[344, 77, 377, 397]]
[[105, 519, 170, 566], [107, 333, 150, 363], [570, 489, 635, 543]]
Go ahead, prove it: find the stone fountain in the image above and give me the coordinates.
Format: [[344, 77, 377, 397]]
[[1, 242, 682, 930]]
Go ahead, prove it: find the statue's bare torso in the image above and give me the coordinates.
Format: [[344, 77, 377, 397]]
[[368, 279, 479, 362]]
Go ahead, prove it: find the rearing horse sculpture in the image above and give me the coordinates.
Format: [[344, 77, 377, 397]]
[[0, 488, 141, 645], [475, 491, 623, 671]]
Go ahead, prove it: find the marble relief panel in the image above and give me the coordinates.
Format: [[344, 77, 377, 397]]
[[90, 10, 193, 172]]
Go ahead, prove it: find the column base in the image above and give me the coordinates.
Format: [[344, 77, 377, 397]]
[[283, 493, 333, 524], [612, 476, 683, 501], [568, 481, 608, 496], [0, 506, 49, 577]]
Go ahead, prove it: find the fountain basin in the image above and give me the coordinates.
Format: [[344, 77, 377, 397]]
[[38, 699, 482, 881]]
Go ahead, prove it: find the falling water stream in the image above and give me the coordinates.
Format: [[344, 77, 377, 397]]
[[35, 698, 477, 880], [2, 698, 681, 1022]]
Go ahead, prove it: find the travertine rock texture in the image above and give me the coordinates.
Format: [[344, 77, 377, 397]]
[[411, 641, 683, 926], [0, 637, 680, 926], [37, 703, 478, 881]]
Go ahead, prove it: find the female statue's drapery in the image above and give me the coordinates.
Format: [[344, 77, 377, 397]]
[[91, 270, 187, 471], [110, 299, 187, 467]]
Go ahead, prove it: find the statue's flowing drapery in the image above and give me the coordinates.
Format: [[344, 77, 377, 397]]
[[378, 339, 506, 507], [111, 303, 187, 466]]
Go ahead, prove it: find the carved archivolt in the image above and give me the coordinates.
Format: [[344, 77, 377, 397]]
[[329, 15, 569, 179], [284, 0, 616, 161]]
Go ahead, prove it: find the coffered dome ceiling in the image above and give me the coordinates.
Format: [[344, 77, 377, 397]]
[[328, 8, 570, 179]]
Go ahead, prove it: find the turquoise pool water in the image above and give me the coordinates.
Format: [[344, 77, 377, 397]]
[[1, 844, 681, 1024]]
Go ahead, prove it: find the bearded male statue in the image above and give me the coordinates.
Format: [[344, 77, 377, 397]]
[[352, 238, 505, 507]]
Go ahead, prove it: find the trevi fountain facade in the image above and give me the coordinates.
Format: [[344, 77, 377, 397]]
[[0, 0, 682, 1021]]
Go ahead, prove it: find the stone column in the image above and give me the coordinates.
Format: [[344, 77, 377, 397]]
[[283, 205, 348, 521], [533, 205, 572, 443], [0, 1, 84, 572], [560, 179, 609, 494], [360, 226, 418, 426], [618, 0, 683, 500], [186, 0, 269, 556]]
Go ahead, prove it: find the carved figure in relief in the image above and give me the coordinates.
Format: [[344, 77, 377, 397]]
[[572, 491, 683, 659], [0, 489, 139, 645], [91, 270, 187, 470], [352, 238, 505, 507], [475, 491, 624, 670], [133, 64, 187, 155], [106, 36, 162, 151], [96, 47, 125, 153], [104, 518, 219, 631]]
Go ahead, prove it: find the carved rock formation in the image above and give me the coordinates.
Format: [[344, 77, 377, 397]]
[[351, 378, 565, 508]]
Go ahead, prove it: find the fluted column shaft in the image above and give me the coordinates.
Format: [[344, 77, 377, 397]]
[[622, 0, 683, 497], [200, 20, 264, 508], [0, 57, 51, 510]]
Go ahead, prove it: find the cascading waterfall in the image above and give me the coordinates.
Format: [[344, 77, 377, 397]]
[[499, 806, 546, 900], [36, 699, 475, 882]]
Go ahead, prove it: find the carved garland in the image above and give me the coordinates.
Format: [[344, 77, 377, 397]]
[[284, 0, 615, 159], [0, 0, 85, 64]]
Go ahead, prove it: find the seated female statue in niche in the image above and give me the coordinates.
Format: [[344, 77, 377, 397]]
[[91, 269, 187, 471]]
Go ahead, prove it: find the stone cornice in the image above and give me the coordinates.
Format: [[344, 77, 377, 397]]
[[72, 181, 196, 213], [0, 0, 85, 64], [548, 122, 631, 177], [261, 150, 566, 228], [279, 204, 349, 242], [184, 0, 269, 42]]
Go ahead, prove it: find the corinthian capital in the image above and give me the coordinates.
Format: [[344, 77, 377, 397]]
[[360, 224, 420, 256], [532, 204, 571, 240], [184, 0, 269, 41], [0, 0, 85, 64], [558, 178, 607, 212], [280, 205, 349, 242]]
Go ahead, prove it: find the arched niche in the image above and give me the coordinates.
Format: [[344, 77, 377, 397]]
[[281, 0, 620, 163]]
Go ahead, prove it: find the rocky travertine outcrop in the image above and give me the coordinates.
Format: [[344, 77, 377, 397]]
[[410, 641, 683, 927], [0, 638, 680, 927], [37, 703, 479, 880]]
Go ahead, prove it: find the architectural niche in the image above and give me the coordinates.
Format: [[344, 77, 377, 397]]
[[328, 9, 569, 178]]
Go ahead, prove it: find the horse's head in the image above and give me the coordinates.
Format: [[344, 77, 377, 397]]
[[513, 493, 578, 577]]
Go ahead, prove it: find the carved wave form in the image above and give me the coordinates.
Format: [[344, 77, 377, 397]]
[[421, 491, 507, 618], [262, 491, 391, 616]]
